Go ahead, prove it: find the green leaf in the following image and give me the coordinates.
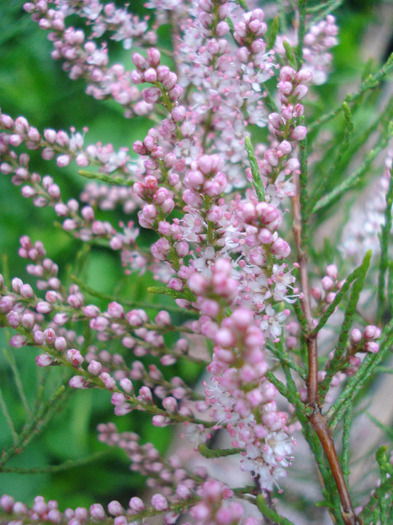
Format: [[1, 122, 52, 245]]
[[0, 451, 109, 474], [308, 51, 393, 134], [283, 40, 297, 69], [198, 444, 244, 458], [341, 405, 352, 484], [312, 131, 393, 214], [78, 170, 132, 186], [71, 275, 195, 316], [266, 16, 279, 51], [307, 0, 344, 24], [148, 286, 196, 302], [377, 167, 393, 322], [360, 447, 393, 521], [256, 495, 295, 525], [234, 0, 247, 9], [296, 0, 306, 65], [245, 136, 264, 201]]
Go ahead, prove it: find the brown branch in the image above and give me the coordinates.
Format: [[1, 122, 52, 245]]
[[310, 411, 360, 525], [292, 174, 319, 406], [292, 174, 360, 525]]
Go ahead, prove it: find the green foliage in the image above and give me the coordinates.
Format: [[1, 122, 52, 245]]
[[378, 169, 393, 322], [245, 136, 265, 201], [256, 495, 295, 525], [361, 447, 393, 523]]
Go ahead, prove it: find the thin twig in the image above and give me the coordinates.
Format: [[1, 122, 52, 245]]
[[292, 172, 359, 525]]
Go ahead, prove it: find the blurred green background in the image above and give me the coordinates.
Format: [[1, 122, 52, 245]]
[[0, 0, 390, 511]]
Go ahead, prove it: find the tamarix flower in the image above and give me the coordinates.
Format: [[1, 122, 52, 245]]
[[1, 1, 392, 525]]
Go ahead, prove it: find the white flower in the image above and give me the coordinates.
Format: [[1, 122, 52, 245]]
[[241, 433, 294, 490], [183, 423, 209, 446]]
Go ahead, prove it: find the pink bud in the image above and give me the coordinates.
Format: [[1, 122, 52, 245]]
[[142, 87, 161, 104], [107, 501, 123, 517], [291, 126, 307, 141], [171, 105, 186, 122], [151, 494, 168, 511], [162, 396, 177, 412], [67, 349, 84, 367], [88, 360, 102, 376], [89, 504, 106, 520], [350, 328, 362, 344], [119, 378, 133, 393], [363, 325, 381, 340], [132, 52, 147, 69], [216, 21, 230, 37], [0, 495, 15, 512], [364, 341, 379, 353], [147, 48, 161, 67], [144, 68, 157, 83], [69, 376, 88, 388], [56, 154, 71, 167], [321, 276, 334, 291], [326, 264, 338, 280], [271, 238, 291, 258], [36, 354, 54, 367]]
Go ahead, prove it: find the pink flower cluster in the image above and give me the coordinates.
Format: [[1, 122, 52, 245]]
[[275, 13, 338, 85], [23, 0, 156, 117], [0, 1, 363, 524]]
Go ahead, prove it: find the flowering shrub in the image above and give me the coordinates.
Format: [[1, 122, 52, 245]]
[[1, 1, 393, 524]]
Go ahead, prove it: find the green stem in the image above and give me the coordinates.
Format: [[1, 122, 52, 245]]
[[296, 0, 307, 66], [0, 384, 18, 443], [0, 385, 70, 468], [312, 128, 393, 214], [0, 451, 109, 474], [377, 168, 393, 322], [78, 170, 133, 186], [256, 495, 295, 525], [245, 136, 265, 200], [341, 405, 352, 485], [308, 52, 393, 134], [198, 444, 245, 458], [71, 275, 197, 316], [2, 347, 31, 417]]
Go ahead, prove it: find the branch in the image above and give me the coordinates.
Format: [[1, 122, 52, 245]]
[[292, 171, 360, 525]]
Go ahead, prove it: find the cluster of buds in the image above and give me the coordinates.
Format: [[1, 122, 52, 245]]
[[303, 14, 339, 85], [0, 237, 202, 424], [0, 492, 185, 525], [350, 325, 381, 356], [190, 480, 255, 525], [0, 111, 132, 173], [131, 48, 184, 110], [183, 154, 227, 203], [235, 200, 290, 259], [23, 0, 154, 116], [269, 67, 310, 142], [188, 258, 239, 320], [202, 307, 294, 491], [311, 264, 344, 307], [234, 8, 267, 51], [197, 0, 230, 38]]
